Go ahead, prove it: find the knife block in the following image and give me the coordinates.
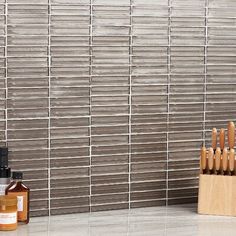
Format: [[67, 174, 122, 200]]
[[198, 174, 236, 216]]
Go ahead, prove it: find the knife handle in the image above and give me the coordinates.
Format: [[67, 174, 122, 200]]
[[222, 147, 228, 175], [215, 147, 221, 174], [228, 121, 235, 149], [200, 146, 207, 174], [208, 147, 214, 174], [229, 149, 235, 175], [219, 128, 225, 151], [212, 128, 217, 151]]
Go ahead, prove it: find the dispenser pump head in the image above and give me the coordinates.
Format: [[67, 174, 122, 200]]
[[0, 147, 8, 167]]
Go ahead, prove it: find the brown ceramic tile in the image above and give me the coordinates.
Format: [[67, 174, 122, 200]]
[[91, 184, 128, 195], [91, 154, 129, 165], [168, 170, 199, 180], [51, 187, 90, 198], [24, 179, 48, 190], [131, 181, 166, 192], [8, 119, 48, 130], [50, 157, 89, 168], [168, 150, 199, 161], [8, 149, 48, 160], [131, 152, 167, 163], [130, 190, 166, 201], [91, 193, 129, 205], [50, 147, 89, 158], [8, 129, 48, 140], [30, 200, 48, 211], [8, 108, 49, 119], [130, 199, 166, 208], [50, 127, 89, 138], [7, 98, 48, 109], [50, 97, 89, 107], [50, 206, 89, 215], [9, 159, 48, 170], [168, 160, 199, 170], [91, 164, 128, 175], [50, 167, 89, 179], [168, 188, 198, 199], [51, 177, 89, 189], [50, 117, 89, 128], [51, 107, 89, 117], [168, 178, 199, 189], [91, 174, 129, 185], [30, 189, 49, 200], [8, 139, 48, 150], [30, 209, 49, 217], [21, 170, 48, 180], [131, 171, 166, 182], [50, 197, 89, 209], [92, 144, 129, 156], [131, 143, 167, 153], [92, 125, 129, 135], [168, 197, 198, 205], [91, 203, 129, 212], [50, 137, 89, 149], [0, 121, 5, 130], [92, 115, 129, 126]]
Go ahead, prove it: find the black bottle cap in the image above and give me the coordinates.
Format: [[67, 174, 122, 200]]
[[0, 147, 8, 167], [12, 171, 23, 180], [0, 167, 11, 178]]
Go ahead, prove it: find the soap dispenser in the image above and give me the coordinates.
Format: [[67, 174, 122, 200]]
[[0, 148, 11, 195]]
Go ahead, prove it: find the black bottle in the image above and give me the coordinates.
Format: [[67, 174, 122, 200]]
[[0, 147, 11, 195]]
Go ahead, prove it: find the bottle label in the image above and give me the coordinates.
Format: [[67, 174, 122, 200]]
[[0, 212, 17, 224], [0, 184, 8, 195], [17, 196, 24, 212], [7, 192, 28, 221]]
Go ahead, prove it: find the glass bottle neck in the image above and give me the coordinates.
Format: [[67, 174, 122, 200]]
[[13, 179, 22, 183]]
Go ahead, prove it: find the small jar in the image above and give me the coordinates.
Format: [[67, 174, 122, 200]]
[[0, 196, 17, 231]]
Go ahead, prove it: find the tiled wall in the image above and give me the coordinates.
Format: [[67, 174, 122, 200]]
[[0, 0, 235, 216]]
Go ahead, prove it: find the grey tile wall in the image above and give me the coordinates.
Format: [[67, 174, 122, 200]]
[[0, 0, 234, 216]]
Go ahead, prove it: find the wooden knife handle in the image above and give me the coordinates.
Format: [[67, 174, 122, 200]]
[[219, 128, 225, 151], [222, 147, 228, 173], [229, 149, 235, 174], [212, 128, 217, 151], [200, 146, 207, 174], [208, 147, 214, 173], [228, 121, 235, 149], [215, 147, 221, 173]]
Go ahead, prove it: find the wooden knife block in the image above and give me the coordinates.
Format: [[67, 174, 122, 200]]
[[198, 174, 236, 216]]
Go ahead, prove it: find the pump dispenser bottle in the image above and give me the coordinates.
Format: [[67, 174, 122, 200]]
[[0, 148, 11, 195]]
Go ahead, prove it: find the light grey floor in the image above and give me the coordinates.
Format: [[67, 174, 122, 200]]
[[2, 204, 236, 236]]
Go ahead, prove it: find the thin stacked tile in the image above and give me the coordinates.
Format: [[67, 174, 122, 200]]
[[205, 0, 236, 143], [49, 0, 91, 215], [130, 0, 168, 208], [0, 0, 4, 147], [168, 0, 205, 204], [91, 0, 130, 211], [7, 0, 49, 216]]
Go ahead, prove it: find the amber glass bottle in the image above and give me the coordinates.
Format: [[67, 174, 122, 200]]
[[5, 172, 30, 224]]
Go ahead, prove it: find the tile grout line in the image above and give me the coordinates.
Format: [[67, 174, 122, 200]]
[[48, 0, 51, 216], [166, 0, 171, 206], [4, 0, 7, 146], [89, 0, 93, 213], [203, 0, 208, 145], [128, 0, 133, 210]]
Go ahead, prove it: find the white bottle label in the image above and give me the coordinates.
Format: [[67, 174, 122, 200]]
[[0, 212, 17, 224], [0, 184, 8, 195], [17, 196, 24, 212]]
